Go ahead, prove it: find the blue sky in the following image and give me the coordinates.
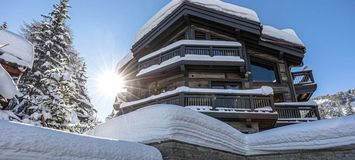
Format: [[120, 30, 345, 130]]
[[1, 0, 355, 120]]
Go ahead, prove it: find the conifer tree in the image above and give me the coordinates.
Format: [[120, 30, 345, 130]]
[[15, 0, 96, 132]]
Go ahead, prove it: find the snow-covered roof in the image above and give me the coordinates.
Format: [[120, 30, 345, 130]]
[[0, 64, 20, 99], [137, 55, 244, 76], [87, 104, 355, 155], [0, 120, 162, 160], [261, 25, 304, 47], [0, 30, 34, 68], [121, 86, 273, 108], [116, 52, 133, 71], [139, 40, 242, 62], [133, 0, 260, 45]]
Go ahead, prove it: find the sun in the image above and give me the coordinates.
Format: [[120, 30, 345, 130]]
[[97, 71, 126, 96]]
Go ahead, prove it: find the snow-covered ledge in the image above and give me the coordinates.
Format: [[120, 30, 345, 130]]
[[121, 86, 273, 109], [139, 40, 242, 62], [137, 55, 244, 76], [87, 104, 355, 156]]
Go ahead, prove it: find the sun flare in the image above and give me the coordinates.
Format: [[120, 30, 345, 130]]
[[97, 71, 126, 96]]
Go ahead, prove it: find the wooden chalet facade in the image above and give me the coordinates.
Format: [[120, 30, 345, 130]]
[[114, 0, 319, 133]]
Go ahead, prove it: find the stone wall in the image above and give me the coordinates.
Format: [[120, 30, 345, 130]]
[[150, 141, 355, 160]]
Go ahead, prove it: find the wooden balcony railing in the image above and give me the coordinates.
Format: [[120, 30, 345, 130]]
[[125, 92, 274, 112], [139, 45, 242, 71], [291, 70, 315, 85], [275, 103, 320, 121]]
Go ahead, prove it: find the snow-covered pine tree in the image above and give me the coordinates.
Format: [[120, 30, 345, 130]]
[[15, 0, 96, 132]]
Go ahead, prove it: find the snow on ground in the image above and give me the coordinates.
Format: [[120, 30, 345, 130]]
[[0, 30, 34, 68], [137, 54, 244, 76], [121, 86, 273, 108], [139, 40, 242, 62], [133, 0, 259, 44], [87, 104, 355, 155], [0, 64, 19, 99], [0, 120, 162, 160], [262, 25, 304, 47], [86, 104, 248, 155], [0, 110, 21, 121]]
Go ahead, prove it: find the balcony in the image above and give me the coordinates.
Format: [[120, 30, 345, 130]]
[[137, 40, 244, 77], [120, 86, 278, 122], [275, 102, 320, 126], [292, 69, 317, 101]]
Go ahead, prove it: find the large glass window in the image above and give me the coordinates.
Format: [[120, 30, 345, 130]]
[[251, 61, 278, 83]]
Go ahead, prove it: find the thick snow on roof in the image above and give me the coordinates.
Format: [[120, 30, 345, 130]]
[[137, 55, 244, 76], [262, 25, 304, 47], [0, 30, 34, 67], [133, 0, 260, 45], [139, 40, 242, 62], [116, 52, 133, 71], [0, 64, 19, 99], [87, 104, 355, 155], [0, 120, 162, 160], [121, 86, 273, 108]]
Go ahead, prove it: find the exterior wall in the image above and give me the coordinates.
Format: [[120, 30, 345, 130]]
[[151, 141, 355, 160]]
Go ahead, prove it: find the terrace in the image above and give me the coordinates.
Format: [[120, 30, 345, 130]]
[[137, 40, 245, 77]]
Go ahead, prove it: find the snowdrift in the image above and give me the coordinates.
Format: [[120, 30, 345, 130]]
[[0, 120, 162, 160], [87, 104, 355, 155]]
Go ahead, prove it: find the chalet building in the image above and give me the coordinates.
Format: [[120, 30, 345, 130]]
[[114, 0, 319, 133], [0, 30, 34, 108]]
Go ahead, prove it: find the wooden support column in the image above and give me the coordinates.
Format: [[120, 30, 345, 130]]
[[285, 61, 297, 102]]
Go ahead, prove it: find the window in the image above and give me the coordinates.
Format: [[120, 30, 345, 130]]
[[251, 60, 278, 83]]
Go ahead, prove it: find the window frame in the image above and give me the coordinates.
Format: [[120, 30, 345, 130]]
[[250, 57, 280, 83]]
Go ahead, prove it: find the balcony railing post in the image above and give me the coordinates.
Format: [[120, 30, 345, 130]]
[[211, 95, 216, 110], [309, 70, 315, 83], [249, 95, 254, 111], [270, 95, 275, 111], [209, 46, 213, 57], [158, 54, 162, 64], [179, 93, 185, 106], [180, 46, 185, 57]]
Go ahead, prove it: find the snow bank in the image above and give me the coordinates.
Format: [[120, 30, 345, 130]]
[[0, 120, 162, 160], [134, 0, 259, 44], [137, 54, 244, 76], [139, 40, 242, 62], [0, 64, 19, 99], [247, 115, 355, 153], [87, 104, 355, 155], [121, 86, 273, 108], [262, 25, 304, 47], [0, 30, 34, 67], [86, 104, 248, 155]]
